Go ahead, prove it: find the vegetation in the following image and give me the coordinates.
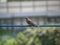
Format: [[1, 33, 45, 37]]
[[0, 27, 60, 45]]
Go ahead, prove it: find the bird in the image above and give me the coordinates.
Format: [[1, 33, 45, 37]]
[[25, 17, 37, 27]]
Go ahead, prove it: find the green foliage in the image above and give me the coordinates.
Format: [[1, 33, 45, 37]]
[[0, 28, 13, 36], [0, 27, 42, 45], [3, 38, 18, 45], [0, 27, 60, 45], [17, 27, 42, 45]]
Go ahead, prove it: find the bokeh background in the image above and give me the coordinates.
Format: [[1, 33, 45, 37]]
[[0, 0, 60, 45]]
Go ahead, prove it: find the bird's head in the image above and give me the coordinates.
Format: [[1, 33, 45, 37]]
[[25, 17, 29, 20]]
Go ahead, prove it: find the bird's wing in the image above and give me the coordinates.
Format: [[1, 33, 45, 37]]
[[25, 17, 36, 26]]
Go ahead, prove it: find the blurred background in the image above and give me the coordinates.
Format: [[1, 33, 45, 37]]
[[0, 0, 60, 45], [0, 0, 60, 30]]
